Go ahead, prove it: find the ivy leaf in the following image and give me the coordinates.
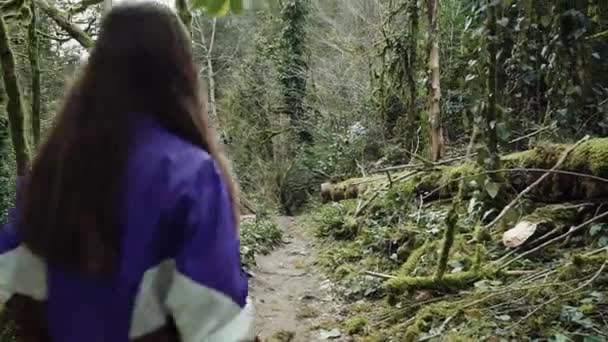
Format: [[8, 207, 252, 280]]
[[540, 15, 551, 27], [485, 181, 499, 199], [592, 52, 601, 59]]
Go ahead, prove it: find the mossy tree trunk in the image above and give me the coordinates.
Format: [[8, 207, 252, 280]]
[[405, 0, 419, 147], [28, 4, 41, 147], [280, 0, 311, 145], [426, 0, 444, 161], [0, 16, 30, 175]]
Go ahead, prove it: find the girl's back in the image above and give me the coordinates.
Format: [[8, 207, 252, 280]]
[[0, 2, 254, 341]]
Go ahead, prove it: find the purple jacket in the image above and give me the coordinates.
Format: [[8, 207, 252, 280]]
[[0, 114, 254, 341]]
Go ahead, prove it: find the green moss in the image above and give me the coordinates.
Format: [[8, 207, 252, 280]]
[[403, 303, 456, 342], [563, 138, 608, 177], [343, 315, 368, 335], [385, 268, 495, 294], [435, 208, 459, 279], [399, 241, 434, 276], [558, 263, 579, 280], [240, 218, 282, 267], [502, 138, 608, 177]]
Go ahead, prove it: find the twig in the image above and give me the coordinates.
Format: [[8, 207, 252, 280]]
[[508, 262, 607, 329], [386, 171, 393, 188], [357, 160, 367, 177], [363, 270, 395, 279], [484, 135, 590, 231], [499, 211, 608, 270], [508, 126, 552, 144]]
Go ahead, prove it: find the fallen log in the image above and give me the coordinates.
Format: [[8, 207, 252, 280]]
[[320, 138, 608, 204]]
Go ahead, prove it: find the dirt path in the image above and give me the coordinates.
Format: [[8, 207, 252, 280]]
[[250, 217, 348, 342]]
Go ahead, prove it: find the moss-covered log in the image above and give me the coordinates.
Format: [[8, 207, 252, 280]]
[[320, 178, 371, 203], [502, 138, 608, 200], [0, 16, 30, 175], [384, 267, 494, 294], [321, 138, 608, 203]]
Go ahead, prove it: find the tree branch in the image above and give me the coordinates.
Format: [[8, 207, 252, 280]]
[[69, 0, 103, 14], [34, 0, 94, 49]]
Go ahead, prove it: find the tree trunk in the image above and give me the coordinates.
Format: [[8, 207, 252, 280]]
[[406, 0, 419, 145], [486, 0, 498, 164], [0, 17, 30, 175], [203, 18, 218, 120], [28, 4, 41, 147], [426, 0, 443, 161], [281, 0, 311, 145]]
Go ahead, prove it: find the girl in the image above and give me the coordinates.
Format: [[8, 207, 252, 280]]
[[0, 2, 254, 341]]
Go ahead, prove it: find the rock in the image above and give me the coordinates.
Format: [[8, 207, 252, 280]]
[[502, 221, 539, 248], [319, 328, 342, 339]]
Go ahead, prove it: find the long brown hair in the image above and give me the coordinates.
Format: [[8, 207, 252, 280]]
[[18, 2, 239, 276]]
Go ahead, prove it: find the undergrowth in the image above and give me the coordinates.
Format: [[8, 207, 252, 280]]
[[240, 216, 283, 268], [304, 150, 608, 341]]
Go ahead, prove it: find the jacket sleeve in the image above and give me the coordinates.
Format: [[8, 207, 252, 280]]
[[0, 176, 47, 302], [164, 157, 255, 342]]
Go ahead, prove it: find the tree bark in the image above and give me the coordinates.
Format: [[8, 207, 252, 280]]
[[0, 17, 30, 175], [485, 0, 498, 160], [426, 0, 444, 161], [34, 0, 94, 49], [406, 0, 419, 143], [201, 18, 218, 120], [28, 4, 41, 147]]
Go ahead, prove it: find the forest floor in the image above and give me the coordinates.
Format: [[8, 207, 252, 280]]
[[250, 216, 349, 342]]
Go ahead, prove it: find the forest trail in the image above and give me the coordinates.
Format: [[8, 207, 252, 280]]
[[250, 217, 348, 342]]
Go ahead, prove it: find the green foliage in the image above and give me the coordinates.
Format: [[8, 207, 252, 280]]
[[306, 200, 356, 239], [239, 217, 282, 268], [190, 0, 242, 15]]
